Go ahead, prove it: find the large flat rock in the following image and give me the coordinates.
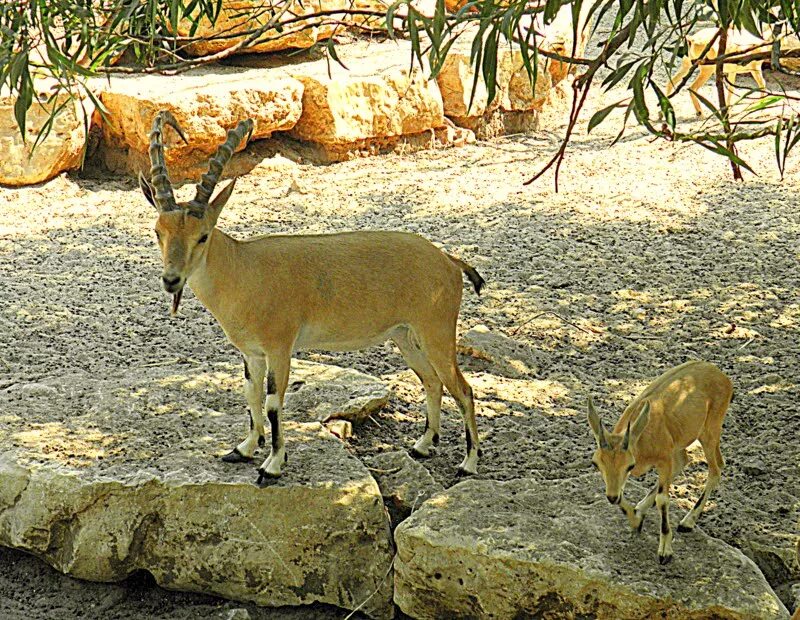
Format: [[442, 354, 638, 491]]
[[174, 0, 345, 56], [237, 40, 444, 160], [96, 66, 303, 181], [0, 90, 88, 186], [394, 475, 788, 619], [0, 361, 394, 618]]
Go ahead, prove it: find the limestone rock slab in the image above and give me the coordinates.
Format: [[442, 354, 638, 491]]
[[366, 451, 443, 524], [175, 0, 345, 56], [96, 65, 303, 181], [284, 40, 444, 151], [394, 475, 789, 619], [437, 43, 552, 120], [0, 91, 89, 186], [287, 360, 390, 424], [0, 361, 394, 619]]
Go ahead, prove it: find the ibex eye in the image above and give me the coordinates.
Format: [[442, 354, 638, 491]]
[[155, 230, 161, 240], [591, 461, 599, 469], [198, 234, 209, 244], [626, 464, 635, 472]]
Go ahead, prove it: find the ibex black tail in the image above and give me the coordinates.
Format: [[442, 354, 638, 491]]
[[448, 255, 485, 295]]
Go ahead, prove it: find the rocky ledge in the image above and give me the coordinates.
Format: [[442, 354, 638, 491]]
[[0, 361, 394, 619], [394, 475, 789, 619]]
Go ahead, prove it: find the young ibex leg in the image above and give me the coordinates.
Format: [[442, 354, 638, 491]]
[[256, 350, 291, 483], [688, 65, 716, 116], [394, 330, 443, 458], [222, 355, 266, 463], [665, 56, 694, 100], [631, 482, 659, 532], [655, 467, 674, 565], [617, 496, 640, 530], [678, 433, 723, 532]]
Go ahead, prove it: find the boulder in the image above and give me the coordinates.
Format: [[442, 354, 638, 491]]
[[174, 0, 345, 56], [436, 36, 552, 138], [0, 361, 394, 619], [282, 40, 445, 159], [366, 451, 444, 524], [0, 89, 89, 186], [394, 475, 789, 619], [457, 324, 540, 378], [96, 65, 303, 181], [437, 43, 552, 118], [348, 0, 437, 30], [536, 1, 592, 84], [286, 360, 390, 424]]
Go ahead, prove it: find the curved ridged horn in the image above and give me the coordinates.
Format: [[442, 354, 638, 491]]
[[148, 110, 188, 212], [190, 119, 254, 216]]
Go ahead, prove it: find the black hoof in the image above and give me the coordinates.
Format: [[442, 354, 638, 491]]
[[677, 523, 693, 533], [456, 468, 475, 478], [636, 517, 645, 533], [659, 554, 673, 565], [432, 434, 440, 446], [258, 436, 266, 448], [410, 447, 430, 459], [256, 468, 281, 486], [221, 448, 252, 463]]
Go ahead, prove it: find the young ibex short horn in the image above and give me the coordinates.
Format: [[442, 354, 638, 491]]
[[587, 360, 732, 565], [139, 111, 486, 484]]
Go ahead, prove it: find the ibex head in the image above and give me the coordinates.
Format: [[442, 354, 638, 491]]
[[139, 110, 253, 314], [587, 397, 650, 504]]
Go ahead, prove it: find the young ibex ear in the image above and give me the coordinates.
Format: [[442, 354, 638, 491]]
[[587, 396, 610, 449], [630, 401, 650, 446], [205, 179, 237, 226], [139, 173, 157, 210]]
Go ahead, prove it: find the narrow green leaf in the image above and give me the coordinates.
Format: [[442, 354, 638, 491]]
[[587, 99, 625, 133]]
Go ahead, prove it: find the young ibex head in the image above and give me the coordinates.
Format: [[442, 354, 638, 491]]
[[139, 110, 254, 314], [587, 397, 650, 504]]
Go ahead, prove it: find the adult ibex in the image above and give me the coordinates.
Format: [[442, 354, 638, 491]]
[[587, 361, 732, 564], [139, 111, 485, 483]]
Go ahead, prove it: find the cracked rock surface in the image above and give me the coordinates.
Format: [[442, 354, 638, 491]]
[[0, 363, 394, 619], [394, 475, 789, 619]]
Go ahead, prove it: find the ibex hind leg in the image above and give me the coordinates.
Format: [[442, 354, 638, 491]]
[[393, 329, 443, 459], [419, 327, 479, 476]]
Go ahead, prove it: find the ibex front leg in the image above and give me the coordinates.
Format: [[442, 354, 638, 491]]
[[257, 348, 291, 483], [222, 355, 266, 462]]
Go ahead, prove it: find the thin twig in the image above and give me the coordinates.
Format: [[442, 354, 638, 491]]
[[510, 311, 601, 336], [343, 555, 396, 620]]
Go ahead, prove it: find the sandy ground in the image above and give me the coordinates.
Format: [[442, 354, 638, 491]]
[[2, 52, 800, 617]]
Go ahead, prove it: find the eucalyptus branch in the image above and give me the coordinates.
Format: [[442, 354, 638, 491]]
[[523, 21, 636, 191]]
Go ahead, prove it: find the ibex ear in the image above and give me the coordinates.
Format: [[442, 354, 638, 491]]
[[139, 173, 157, 210], [587, 397, 609, 449], [205, 179, 236, 226], [630, 401, 650, 445]]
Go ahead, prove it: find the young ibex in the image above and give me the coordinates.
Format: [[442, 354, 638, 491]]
[[665, 27, 769, 116], [587, 360, 732, 564], [139, 111, 485, 483]]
